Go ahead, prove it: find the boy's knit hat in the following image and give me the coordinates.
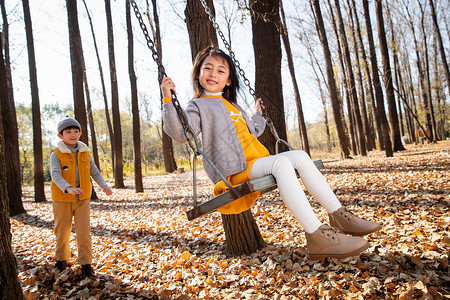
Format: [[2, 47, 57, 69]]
[[57, 116, 81, 133]]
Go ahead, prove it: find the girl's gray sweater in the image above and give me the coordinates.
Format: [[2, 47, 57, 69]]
[[162, 96, 266, 183]]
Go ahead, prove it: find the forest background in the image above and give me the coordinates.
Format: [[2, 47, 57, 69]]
[[5, 0, 448, 188], [1, 0, 449, 298]]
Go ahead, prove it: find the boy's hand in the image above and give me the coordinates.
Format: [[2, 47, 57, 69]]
[[66, 187, 84, 195], [102, 187, 113, 196]]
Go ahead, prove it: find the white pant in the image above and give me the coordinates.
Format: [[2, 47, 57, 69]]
[[249, 150, 341, 233]]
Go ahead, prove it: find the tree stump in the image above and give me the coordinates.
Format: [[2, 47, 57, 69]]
[[221, 209, 265, 256]]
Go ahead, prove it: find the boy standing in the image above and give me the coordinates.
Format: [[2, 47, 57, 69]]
[[50, 116, 112, 278]]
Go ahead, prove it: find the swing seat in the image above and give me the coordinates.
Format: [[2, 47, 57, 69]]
[[186, 159, 324, 220]]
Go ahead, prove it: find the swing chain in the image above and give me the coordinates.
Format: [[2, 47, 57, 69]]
[[130, 0, 198, 153], [199, 0, 296, 152], [198, 0, 271, 119]]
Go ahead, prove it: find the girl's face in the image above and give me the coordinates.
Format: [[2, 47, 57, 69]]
[[198, 55, 231, 94]]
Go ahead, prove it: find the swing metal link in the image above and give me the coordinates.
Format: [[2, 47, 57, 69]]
[[199, 0, 295, 151], [129, 0, 242, 205], [199, 0, 258, 112], [130, 0, 197, 153]]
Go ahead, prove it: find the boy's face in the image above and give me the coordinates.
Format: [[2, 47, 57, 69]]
[[57, 128, 82, 147]]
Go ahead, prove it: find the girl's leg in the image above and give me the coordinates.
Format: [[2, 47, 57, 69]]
[[250, 153, 372, 261], [277, 150, 341, 213], [249, 155, 323, 233], [280, 150, 381, 236]]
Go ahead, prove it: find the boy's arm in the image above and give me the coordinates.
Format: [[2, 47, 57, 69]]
[[89, 155, 112, 195], [50, 152, 72, 193]]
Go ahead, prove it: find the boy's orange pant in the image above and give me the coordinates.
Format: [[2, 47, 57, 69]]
[[53, 198, 92, 265]]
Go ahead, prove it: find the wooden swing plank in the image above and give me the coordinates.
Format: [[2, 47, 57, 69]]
[[186, 160, 324, 221]]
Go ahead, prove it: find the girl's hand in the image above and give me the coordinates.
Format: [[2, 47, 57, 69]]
[[161, 77, 176, 98], [255, 98, 264, 115]]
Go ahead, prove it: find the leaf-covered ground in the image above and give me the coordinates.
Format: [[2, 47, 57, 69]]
[[11, 142, 449, 299]]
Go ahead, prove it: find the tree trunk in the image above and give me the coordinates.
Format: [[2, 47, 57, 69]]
[[351, 0, 377, 151], [429, 0, 450, 98], [67, 0, 98, 199], [149, 0, 177, 173], [126, 0, 143, 193], [311, 0, 351, 159], [185, 0, 264, 255], [375, 0, 405, 152], [417, 1, 438, 141], [23, 0, 46, 202], [82, 0, 115, 173], [333, 0, 366, 156], [222, 209, 266, 256], [433, 34, 446, 140], [362, 0, 393, 157], [185, 0, 218, 60], [0, 39, 25, 299], [347, 0, 373, 151], [66, 0, 88, 144], [300, 24, 332, 153], [250, 0, 288, 154], [105, 0, 124, 188], [1, 1, 26, 216], [326, 0, 354, 156], [279, 0, 309, 155]]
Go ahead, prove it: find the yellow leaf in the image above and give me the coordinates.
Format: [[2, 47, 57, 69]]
[[413, 230, 423, 236], [181, 251, 191, 260]]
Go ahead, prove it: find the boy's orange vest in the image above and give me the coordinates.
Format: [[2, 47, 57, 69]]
[[51, 147, 92, 202]]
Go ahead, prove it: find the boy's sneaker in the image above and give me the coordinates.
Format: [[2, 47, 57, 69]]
[[55, 260, 68, 271], [81, 264, 95, 278]]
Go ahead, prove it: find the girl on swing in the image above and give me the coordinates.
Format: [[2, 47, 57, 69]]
[[161, 46, 381, 261]]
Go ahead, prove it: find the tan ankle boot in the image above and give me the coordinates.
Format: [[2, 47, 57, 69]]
[[306, 224, 370, 261], [329, 207, 381, 236]]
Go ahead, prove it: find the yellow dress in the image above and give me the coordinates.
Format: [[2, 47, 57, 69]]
[[214, 97, 270, 214]]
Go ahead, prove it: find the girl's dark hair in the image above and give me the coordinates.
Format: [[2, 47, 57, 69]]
[[191, 45, 240, 104]]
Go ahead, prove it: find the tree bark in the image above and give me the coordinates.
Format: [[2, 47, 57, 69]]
[[347, 0, 373, 151], [23, 0, 46, 202], [362, 0, 393, 156], [105, 0, 124, 188], [375, 0, 405, 152], [66, 0, 88, 144], [311, 0, 351, 159], [149, 0, 177, 173], [82, 0, 115, 173], [326, 0, 354, 156], [222, 209, 266, 256], [0, 36, 25, 299], [1, 0, 26, 216], [417, 1, 438, 141], [351, 0, 377, 151], [185, 0, 265, 255], [279, 0, 309, 155], [429, 0, 450, 98], [299, 23, 332, 153], [126, 0, 143, 193], [333, 0, 366, 156], [250, 0, 288, 154], [185, 0, 218, 61]]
